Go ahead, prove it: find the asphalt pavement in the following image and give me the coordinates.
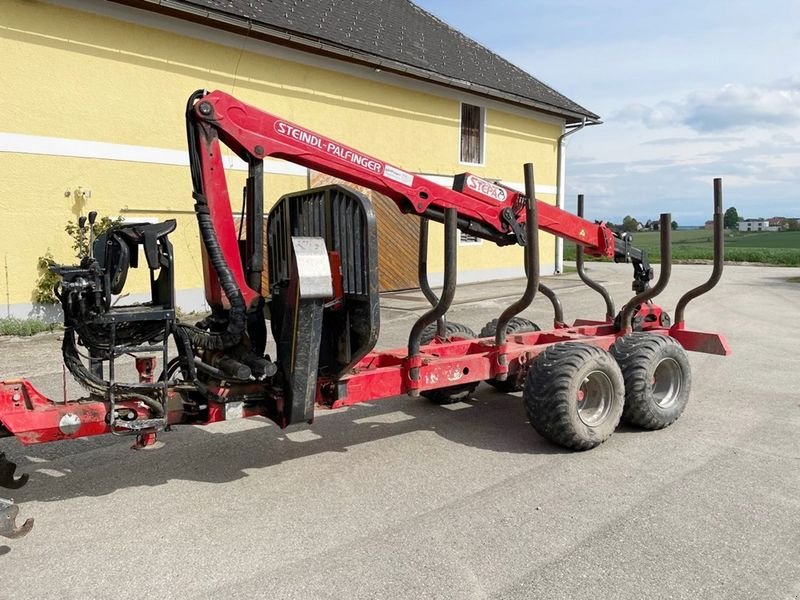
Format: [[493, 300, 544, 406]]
[[1, 263, 798, 599]]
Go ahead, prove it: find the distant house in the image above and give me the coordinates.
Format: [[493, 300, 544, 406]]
[[769, 217, 787, 231], [738, 219, 777, 232], [704, 220, 715, 230], [643, 219, 659, 231]]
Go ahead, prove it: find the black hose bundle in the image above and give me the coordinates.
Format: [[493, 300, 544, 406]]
[[62, 329, 164, 417], [182, 90, 247, 351]]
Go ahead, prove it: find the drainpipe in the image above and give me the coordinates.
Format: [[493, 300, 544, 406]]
[[554, 118, 586, 274]]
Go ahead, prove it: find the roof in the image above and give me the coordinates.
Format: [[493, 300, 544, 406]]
[[121, 0, 599, 123]]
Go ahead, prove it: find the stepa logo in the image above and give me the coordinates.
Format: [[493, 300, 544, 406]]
[[466, 175, 507, 202]]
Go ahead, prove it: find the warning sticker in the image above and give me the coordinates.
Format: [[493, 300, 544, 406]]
[[383, 164, 414, 187]]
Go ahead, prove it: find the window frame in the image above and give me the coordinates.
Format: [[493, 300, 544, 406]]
[[458, 101, 486, 166]]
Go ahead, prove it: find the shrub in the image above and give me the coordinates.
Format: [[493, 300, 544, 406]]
[[0, 317, 61, 336]]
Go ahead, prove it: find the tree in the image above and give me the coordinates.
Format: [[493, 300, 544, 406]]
[[787, 219, 800, 232], [671, 220, 678, 230], [723, 207, 739, 229], [622, 215, 639, 233]]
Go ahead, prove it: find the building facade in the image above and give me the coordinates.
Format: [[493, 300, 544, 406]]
[[738, 220, 775, 232], [1, 0, 597, 317]]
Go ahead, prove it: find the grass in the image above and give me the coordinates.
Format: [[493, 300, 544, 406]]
[[0, 318, 61, 337], [564, 229, 800, 266]]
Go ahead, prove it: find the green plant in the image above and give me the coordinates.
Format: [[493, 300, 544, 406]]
[[34, 215, 124, 305], [33, 251, 59, 305], [0, 317, 61, 336]]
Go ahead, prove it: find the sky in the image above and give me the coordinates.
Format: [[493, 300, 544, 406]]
[[422, 0, 800, 225]]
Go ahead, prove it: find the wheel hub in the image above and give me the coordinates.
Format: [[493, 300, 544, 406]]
[[652, 357, 682, 408], [577, 370, 614, 427]]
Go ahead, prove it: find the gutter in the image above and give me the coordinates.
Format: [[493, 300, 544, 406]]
[[554, 119, 598, 274], [111, 0, 601, 124]]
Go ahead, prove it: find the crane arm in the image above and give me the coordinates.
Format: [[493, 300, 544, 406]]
[[186, 90, 649, 308]]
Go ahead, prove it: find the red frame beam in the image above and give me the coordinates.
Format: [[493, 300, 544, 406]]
[[0, 321, 729, 445]]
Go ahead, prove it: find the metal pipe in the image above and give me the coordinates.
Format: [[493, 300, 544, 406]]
[[554, 119, 587, 274], [575, 194, 616, 320], [408, 208, 458, 356], [674, 178, 724, 325], [418, 218, 446, 338], [619, 213, 672, 333], [495, 163, 539, 345]]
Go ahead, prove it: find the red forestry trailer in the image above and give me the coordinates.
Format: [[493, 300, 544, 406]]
[[0, 91, 729, 539]]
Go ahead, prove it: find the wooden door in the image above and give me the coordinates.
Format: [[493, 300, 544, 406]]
[[310, 171, 419, 291]]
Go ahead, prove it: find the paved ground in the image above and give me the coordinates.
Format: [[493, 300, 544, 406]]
[[1, 263, 799, 599]]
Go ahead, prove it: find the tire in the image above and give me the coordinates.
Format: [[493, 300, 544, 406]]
[[524, 343, 625, 450], [479, 317, 540, 393], [420, 321, 479, 404], [610, 333, 691, 429]]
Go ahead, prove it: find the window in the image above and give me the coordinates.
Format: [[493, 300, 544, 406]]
[[460, 103, 484, 164]]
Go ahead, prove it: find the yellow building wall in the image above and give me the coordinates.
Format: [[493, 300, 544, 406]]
[[0, 0, 561, 311]]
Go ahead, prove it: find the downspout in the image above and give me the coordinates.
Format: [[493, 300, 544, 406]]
[[554, 118, 586, 274]]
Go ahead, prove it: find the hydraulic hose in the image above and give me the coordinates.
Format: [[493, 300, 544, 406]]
[[62, 329, 165, 418], [182, 90, 247, 350]]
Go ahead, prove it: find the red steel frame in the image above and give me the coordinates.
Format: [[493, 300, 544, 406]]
[[0, 90, 729, 447]]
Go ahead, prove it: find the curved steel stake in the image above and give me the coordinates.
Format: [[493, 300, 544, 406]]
[[674, 178, 724, 325], [418, 218, 446, 338], [0, 453, 29, 490], [576, 194, 615, 321], [495, 163, 539, 345], [408, 208, 458, 357], [0, 499, 34, 539], [619, 214, 672, 333]]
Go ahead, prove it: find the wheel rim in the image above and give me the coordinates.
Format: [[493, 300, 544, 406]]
[[576, 370, 614, 427], [652, 357, 682, 408]]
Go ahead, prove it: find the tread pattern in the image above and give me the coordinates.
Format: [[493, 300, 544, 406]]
[[524, 343, 624, 451], [479, 317, 541, 393], [420, 321, 479, 404], [610, 333, 691, 430]]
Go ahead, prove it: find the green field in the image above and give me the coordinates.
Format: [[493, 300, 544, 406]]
[[564, 230, 800, 266]]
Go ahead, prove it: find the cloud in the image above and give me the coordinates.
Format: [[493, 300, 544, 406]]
[[641, 135, 744, 146], [614, 79, 800, 132]]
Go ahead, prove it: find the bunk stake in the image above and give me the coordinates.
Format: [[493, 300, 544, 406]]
[[576, 194, 615, 321], [418, 218, 446, 338], [674, 178, 724, 327], [620, 213, 672, 333], [494, 163, 539, 380], [406, 208, 458, 395]]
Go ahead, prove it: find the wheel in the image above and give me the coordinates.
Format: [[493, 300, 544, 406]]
[[420, 321, 479, 404], [610, 333, 691, 429], [479, 317, 540, 392], [524, 343, 625, 450]]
